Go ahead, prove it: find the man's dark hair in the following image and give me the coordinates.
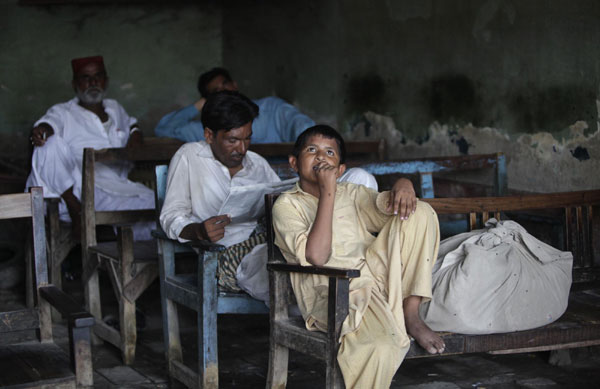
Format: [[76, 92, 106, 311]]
[[292, 125, 346, 164], [201, 90, 259, 133], [197, 67, 232, 98]]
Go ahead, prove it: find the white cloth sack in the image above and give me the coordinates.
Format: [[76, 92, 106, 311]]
[[419, 219, 573, 334]]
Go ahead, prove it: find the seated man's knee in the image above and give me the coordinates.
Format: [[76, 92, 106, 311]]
[[411, 201, 437, 225]]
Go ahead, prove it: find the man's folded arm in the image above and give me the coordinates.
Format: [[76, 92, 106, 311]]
[[154, 104, 205, 142]]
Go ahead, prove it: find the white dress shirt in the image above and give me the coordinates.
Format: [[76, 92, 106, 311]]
[[160, 141, 281, 246], [160, 141, 281, 302]]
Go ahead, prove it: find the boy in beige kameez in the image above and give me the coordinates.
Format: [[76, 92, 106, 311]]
[[272, 125, 445, 388]]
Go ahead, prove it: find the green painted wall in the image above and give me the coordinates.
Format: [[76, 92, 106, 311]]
[[1, 0, 599, 192], [0, 0, 221, 177], [224, 0, 600, 138]]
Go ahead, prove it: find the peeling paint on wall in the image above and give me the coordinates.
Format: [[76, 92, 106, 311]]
[[348, 112, 600, 193]]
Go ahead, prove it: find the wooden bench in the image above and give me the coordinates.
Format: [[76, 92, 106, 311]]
[[0, 188, 94, 388], [265, 189, 600, 388]]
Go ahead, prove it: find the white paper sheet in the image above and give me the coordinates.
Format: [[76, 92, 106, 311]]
[[219, 178, 298, 223]]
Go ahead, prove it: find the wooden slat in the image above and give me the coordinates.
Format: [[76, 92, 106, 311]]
[[469, 212, 477, 231], [0, 192, 33, 219], [423, 190, 600, 214], [0, 309, 39, 332], [0, 343, 75, 387], [39, 286, 94, 328], [273, 318, 327, 357], [94, 320, 121, 348], [94, 209, 155, 225], [170, 360, 198, 389], [93, 140, 183, 164], [268, 262, 360, 278], [90, 240, 158, 262]]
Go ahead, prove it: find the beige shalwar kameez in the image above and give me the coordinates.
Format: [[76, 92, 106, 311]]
[[272, 182, 440, 388]]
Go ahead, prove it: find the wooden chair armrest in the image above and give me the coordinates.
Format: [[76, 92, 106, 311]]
[[39, 285, 95, 328], [151, 229, 226, 252], [267, 262, 360, 278]]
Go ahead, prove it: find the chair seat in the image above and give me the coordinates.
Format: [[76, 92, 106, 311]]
[[90, 239, 158, 263], [164, 273, 268, 314], [0, 342, 76, 388]]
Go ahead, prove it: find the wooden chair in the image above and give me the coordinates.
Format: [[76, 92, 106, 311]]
[[265, 190, 600, 388], [154, 164, 268, 389], [80, 147, 159, 365], [0, 187, 94, 388]]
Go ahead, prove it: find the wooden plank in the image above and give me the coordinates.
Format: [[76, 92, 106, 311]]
[[326, 277, 349, 388], [94, 209, 155, 225], [217, 294, 268, 314], [164, 275, 199, 310], [423, 190, 600, 214], [170, 360, 198, 389], [118, 226, 137, 365], [89, 240, 158, 263], [273, 318, 327, 357], [268, 262, 360, 278], [0, 192, 33, 220], [38, 286, 94, 327], [94, 320, 121, 348], [0, 343, 75, 387], [419, 172, 434, 199], [94, 140, 183, 164], [123, 263, 159, 302], [469, 212, 477, 230], [489, 339, 600, 354], [0, 309, 39, 332]]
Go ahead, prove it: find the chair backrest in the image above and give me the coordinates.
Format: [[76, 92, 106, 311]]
[[0, 187, 51, 337], [81, 147, 159, 248]]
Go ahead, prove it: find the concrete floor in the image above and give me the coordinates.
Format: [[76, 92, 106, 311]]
[[2, 269, 600, 388]]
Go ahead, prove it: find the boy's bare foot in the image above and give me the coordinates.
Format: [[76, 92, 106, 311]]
[[403, 296, 445, 354]]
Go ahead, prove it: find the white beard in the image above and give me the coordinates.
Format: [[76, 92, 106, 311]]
[[76, 87, 105, 104]]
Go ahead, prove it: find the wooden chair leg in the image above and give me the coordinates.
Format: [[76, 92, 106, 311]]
[[266, 343, 289, 389], [25, 241, 35, 308], [83, 267, 103, 346], [157, 239, 183, 371], [118, 227, 136, 365], [325, 358, 344, 389], [198, 250, 219, 389], [69, 323, 94, 387]]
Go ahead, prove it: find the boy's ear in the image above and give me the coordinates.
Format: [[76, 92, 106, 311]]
[[288, 155, 298, 172], [337, 163, 347, 178]]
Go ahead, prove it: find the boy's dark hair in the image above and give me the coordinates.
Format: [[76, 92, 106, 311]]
[[197, 67, 232, 98], [292, 125, 346, 164], [201, 90, 258, 133]]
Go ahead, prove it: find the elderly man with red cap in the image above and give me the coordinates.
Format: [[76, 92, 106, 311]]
[[26, 56, 154, 240]]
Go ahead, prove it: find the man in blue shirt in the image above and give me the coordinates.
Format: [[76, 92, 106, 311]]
[[155, 67, 315, 143]]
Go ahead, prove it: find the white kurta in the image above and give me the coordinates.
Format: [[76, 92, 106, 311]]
[[25, 98, 155, 240], [160, 141, 281, 301]]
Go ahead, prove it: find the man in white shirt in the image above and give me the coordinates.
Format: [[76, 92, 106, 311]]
[[160, 91, 280, 301], [26, 56, 154, 240]]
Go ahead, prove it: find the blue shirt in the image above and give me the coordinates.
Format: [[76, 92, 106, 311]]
[[154, 96, 315, 143]]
